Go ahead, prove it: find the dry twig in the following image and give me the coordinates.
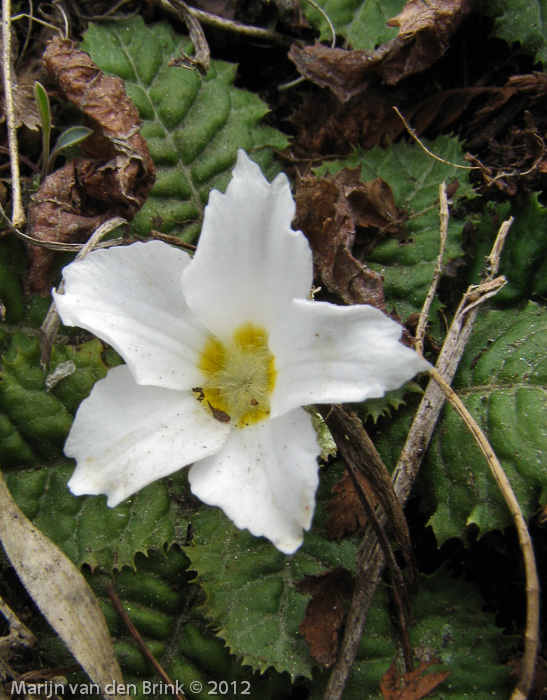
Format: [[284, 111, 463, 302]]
[[156, 0, 289, 46], [0, 596, 36, 650], [1, 0, 25, 226], [415, 182, 448, 355]]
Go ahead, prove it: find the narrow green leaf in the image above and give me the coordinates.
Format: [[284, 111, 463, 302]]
[[48, 126, 94, 168], [34, 81, 51, 176]]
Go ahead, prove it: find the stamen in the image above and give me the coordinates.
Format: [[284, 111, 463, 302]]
[[197, 323, 276, 427]]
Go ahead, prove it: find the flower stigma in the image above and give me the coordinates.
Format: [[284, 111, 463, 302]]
[[197, 323, 276, 428]]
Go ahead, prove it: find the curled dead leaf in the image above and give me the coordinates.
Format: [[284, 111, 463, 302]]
[[295, 567, 354, 668], [295, 169, 404, 308], [289, 0, 472, 102], [26, 36, 155, 294], [0, 472, 127, 700]]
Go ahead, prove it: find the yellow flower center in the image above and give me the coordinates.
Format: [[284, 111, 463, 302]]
[[196, 324, 276, 428]]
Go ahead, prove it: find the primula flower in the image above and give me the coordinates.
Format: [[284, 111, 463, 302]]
[[54, 151, 430, 554]]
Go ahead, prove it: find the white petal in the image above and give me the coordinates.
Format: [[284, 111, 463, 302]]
[[270, 299, 431, 416], [54, 241, 210, 390], [188, 408, 319, 554], [66, 365, 231, 507], [181, 151, 313, 337]]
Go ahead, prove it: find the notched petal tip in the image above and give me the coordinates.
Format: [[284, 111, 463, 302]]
[[233, 149, 292, 203], [181, 151, 313, 336]]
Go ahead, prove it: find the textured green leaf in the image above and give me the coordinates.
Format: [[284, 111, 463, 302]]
[[358, 382, 423, 423], [36, 547, 293, 700], [480, 0, 547, 64], [469, 195, 547, 303], [5, 464, 191, 572], [407, 566, 512, 699], [303, 0, 404, 49], [317, 136, 474, 326], [186, 463, 357, 678], [307, 565, 511, 699], [81, 18, 288, 243], [422, 303, 547, 544], [35, 548, 511, 700]]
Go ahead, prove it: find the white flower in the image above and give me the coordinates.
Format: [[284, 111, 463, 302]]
[[53, 151, 430, 554]]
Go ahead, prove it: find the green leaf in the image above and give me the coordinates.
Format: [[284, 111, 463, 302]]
[[469, 195, 547, 303], [302, 0, 405, 49], [80, 18, 288, 243], [316, 136, 474, 328], [306, 564, 512, 699], [358, 382, 422, 423], [407, 567, 513, 699], [480, 0, 547, 65], [38, 547, 294, 700], [422, 302, 547, 544], [49, 126, 94, 168], [186, 463, 358, 678], [34, 81, 51, 175]]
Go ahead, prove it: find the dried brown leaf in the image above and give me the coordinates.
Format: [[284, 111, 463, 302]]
[[295, 170, 404, 308], [380, 659, 451, 700], [0, 473, 126, 700], [26, 36, 155, 294], [295, 567, 354, 668], [326, 470, 377, 540], [289, 0, 472, 101]]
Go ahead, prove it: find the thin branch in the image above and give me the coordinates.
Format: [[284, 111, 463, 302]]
[[105, 583, 187, 700], [344, 457, 414, 673], [1, 0, 25, 226], [393, 107, 476, 171], [319, 405, 414, 672], [0, 202, 126, 251], [0, 595, 36, 649], [415, 182, 448, 355], [163, 0, 210, 74], [156, 0, 290, 46]]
